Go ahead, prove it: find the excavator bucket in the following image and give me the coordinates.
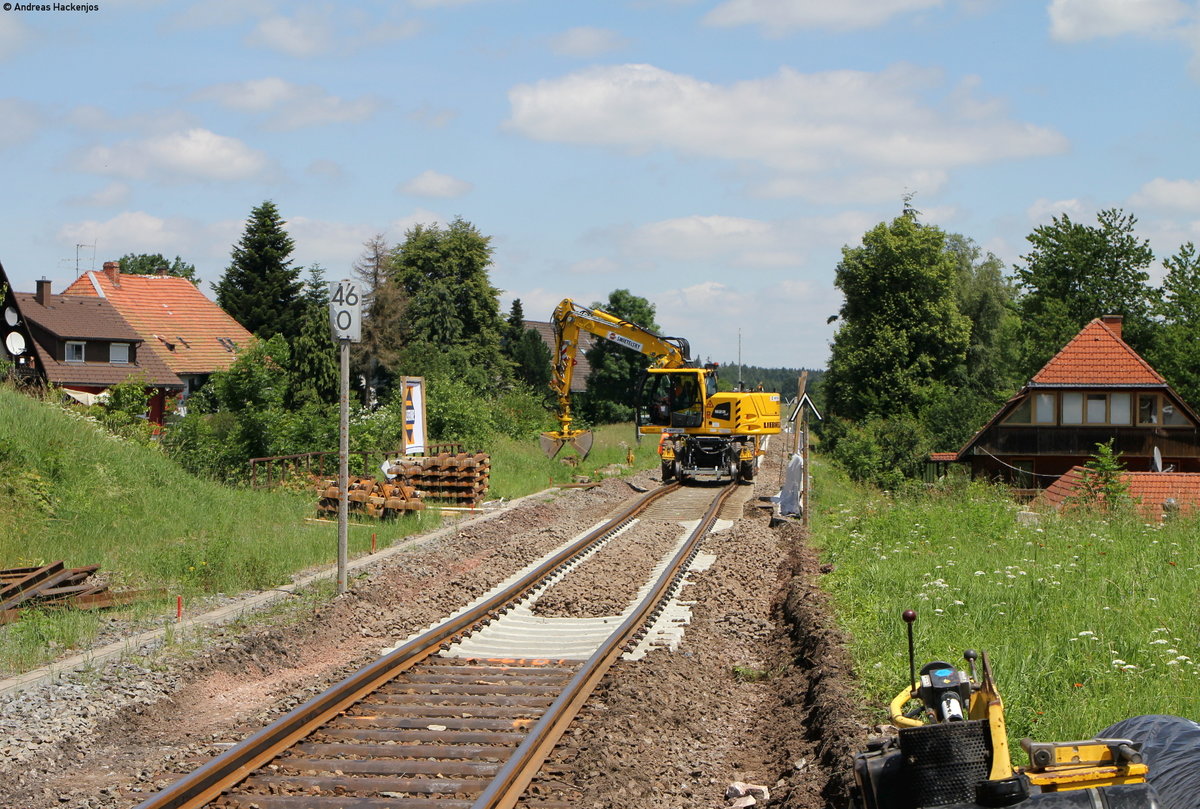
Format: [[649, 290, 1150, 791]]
[[540, 429, 594, 460]]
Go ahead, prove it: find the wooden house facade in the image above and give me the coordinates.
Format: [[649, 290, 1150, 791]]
[[934, 316, 1200, 495]]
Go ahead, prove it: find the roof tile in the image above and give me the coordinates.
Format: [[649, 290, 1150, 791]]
[[1031, 319, 1164, 386], [63, 271, 253, 376], [1037, 465, 1200, 520]]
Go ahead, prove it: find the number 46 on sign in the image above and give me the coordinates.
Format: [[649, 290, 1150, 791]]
[[329, 279, 362, 342]]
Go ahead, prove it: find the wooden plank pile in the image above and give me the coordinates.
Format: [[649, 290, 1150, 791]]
[[389, 452, 490, 508], [0, 562, 146, 625], [316, 476, 425, 519], [315, 452, 491, 517]]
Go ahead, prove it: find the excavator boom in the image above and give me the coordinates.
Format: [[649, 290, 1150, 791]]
[[542, 298, 691, 460]]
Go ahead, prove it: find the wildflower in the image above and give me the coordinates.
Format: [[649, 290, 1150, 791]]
[[1078, 631, 1095, 637], [1112, 659, 1127, 666]]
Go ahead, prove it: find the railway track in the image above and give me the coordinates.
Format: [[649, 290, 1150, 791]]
[[134, 480, 743, 809]]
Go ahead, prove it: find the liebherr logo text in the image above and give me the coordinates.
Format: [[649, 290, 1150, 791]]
[[4, 3, 99, 10], [604, 331, 642, 352]]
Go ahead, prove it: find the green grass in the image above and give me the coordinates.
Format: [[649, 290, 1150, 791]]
[[0, 386, 658, 675], [807, 456, 1200, 754], [485, 423, 661, 501]]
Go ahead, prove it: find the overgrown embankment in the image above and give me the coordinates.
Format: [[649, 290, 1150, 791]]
[[805, 456, 1200, 753], [0, 387, 659, 674]]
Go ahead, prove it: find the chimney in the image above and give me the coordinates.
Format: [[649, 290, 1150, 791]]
[[103, 260, 121, 287], [1101, 314, 1123, 339], [35, 278, 51, 305]]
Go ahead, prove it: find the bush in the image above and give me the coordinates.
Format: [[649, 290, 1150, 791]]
[[829, 414, 933, 490]]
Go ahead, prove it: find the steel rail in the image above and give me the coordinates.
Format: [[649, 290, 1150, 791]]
[[133, 482, 681, 809], [472, 481, 738, 809]]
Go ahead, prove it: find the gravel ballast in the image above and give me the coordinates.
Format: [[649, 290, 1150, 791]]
[[0, 442, 867, 809]]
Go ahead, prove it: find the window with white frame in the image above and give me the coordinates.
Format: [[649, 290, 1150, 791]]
[[110, 343, 129, 364], [65, 341, 85, 362]]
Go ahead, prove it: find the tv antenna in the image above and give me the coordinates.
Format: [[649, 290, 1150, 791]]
[[74, 243, 96, 274]]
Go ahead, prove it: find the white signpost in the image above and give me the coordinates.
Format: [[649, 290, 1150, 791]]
[[330, 280, 362, 594]]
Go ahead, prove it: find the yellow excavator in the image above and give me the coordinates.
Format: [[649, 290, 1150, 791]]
[[539, 298, 781, 484]]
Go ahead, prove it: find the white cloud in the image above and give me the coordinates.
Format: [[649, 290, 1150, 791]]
[[1048, 0, 1192, 42], [408, 104, 458, 129], [704, 0, 946, 34], [566, 257, 622, 275], [67, 182, 132, 207], [399, 169, 473, 198], [621, 211, 874, 268], [507, 64, 1065, 203], [751, 168, 950, 203], [169, 0, 275, 29], [1026, 197, 1089, 224], [248, 12, 333, 57], [655, 278, 841, 366], [1130, 177, 1200, 212], [195, 78, 382, 130], [77, 129, 274, 182], [307, 159, 346, 181], [0, 15, 32, 60], [549, 27, 629, 57], [57, 212, 238, 264], [0, 99, 42, 150]]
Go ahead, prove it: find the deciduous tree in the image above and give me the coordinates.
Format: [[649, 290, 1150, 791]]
[[824, 212, 971, 424], [118, 253, 198, 284], [1146, 242, 1200, 407], [581, 289, 660, 424], [1013, 208, 1155, 374]]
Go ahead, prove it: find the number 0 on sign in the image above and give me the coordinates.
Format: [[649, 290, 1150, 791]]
[[329, 280, 362, 342]]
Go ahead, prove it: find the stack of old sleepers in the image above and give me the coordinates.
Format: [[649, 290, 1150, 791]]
[[315, 475, 425, 518], [0, 561, 145, 625], [389, 452, 491, 508]]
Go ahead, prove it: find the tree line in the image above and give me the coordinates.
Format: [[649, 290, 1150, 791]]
[[148, 201, 686, 481], [822, 202, 1200, 489]]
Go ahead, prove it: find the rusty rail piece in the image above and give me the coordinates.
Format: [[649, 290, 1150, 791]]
[[134, 480, 730, 809]]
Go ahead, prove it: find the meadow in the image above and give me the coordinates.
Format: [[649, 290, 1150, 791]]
[[807, 456, 1200, 752]]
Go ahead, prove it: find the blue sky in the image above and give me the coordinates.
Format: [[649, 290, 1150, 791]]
[[2, 0, 1199, 369]]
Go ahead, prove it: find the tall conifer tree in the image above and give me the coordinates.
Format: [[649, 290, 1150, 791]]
[[214, 201, 304, 340]]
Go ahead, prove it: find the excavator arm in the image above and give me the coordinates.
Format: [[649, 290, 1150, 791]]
[[541, 298, 691, 459]]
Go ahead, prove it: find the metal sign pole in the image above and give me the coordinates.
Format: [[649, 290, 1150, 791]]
[[337, 338, 349, 594], [329, 278, 361, 597]]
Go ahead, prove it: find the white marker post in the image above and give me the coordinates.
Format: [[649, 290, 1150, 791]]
[[329, 280, 362, 595]]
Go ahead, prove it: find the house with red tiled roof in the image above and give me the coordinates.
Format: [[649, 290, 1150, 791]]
[[1037, 466, 1200, 521], [63, 261, 253, 398], [1, 261, 183, 423], [932, 315, 1200, 494]]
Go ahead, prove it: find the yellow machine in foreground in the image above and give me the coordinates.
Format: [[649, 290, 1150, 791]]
[[540, 298, 780, 483], [853, 610, 1159, 809]]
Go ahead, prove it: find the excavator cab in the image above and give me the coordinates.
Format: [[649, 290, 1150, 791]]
[[637, 369, 713, 431]]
